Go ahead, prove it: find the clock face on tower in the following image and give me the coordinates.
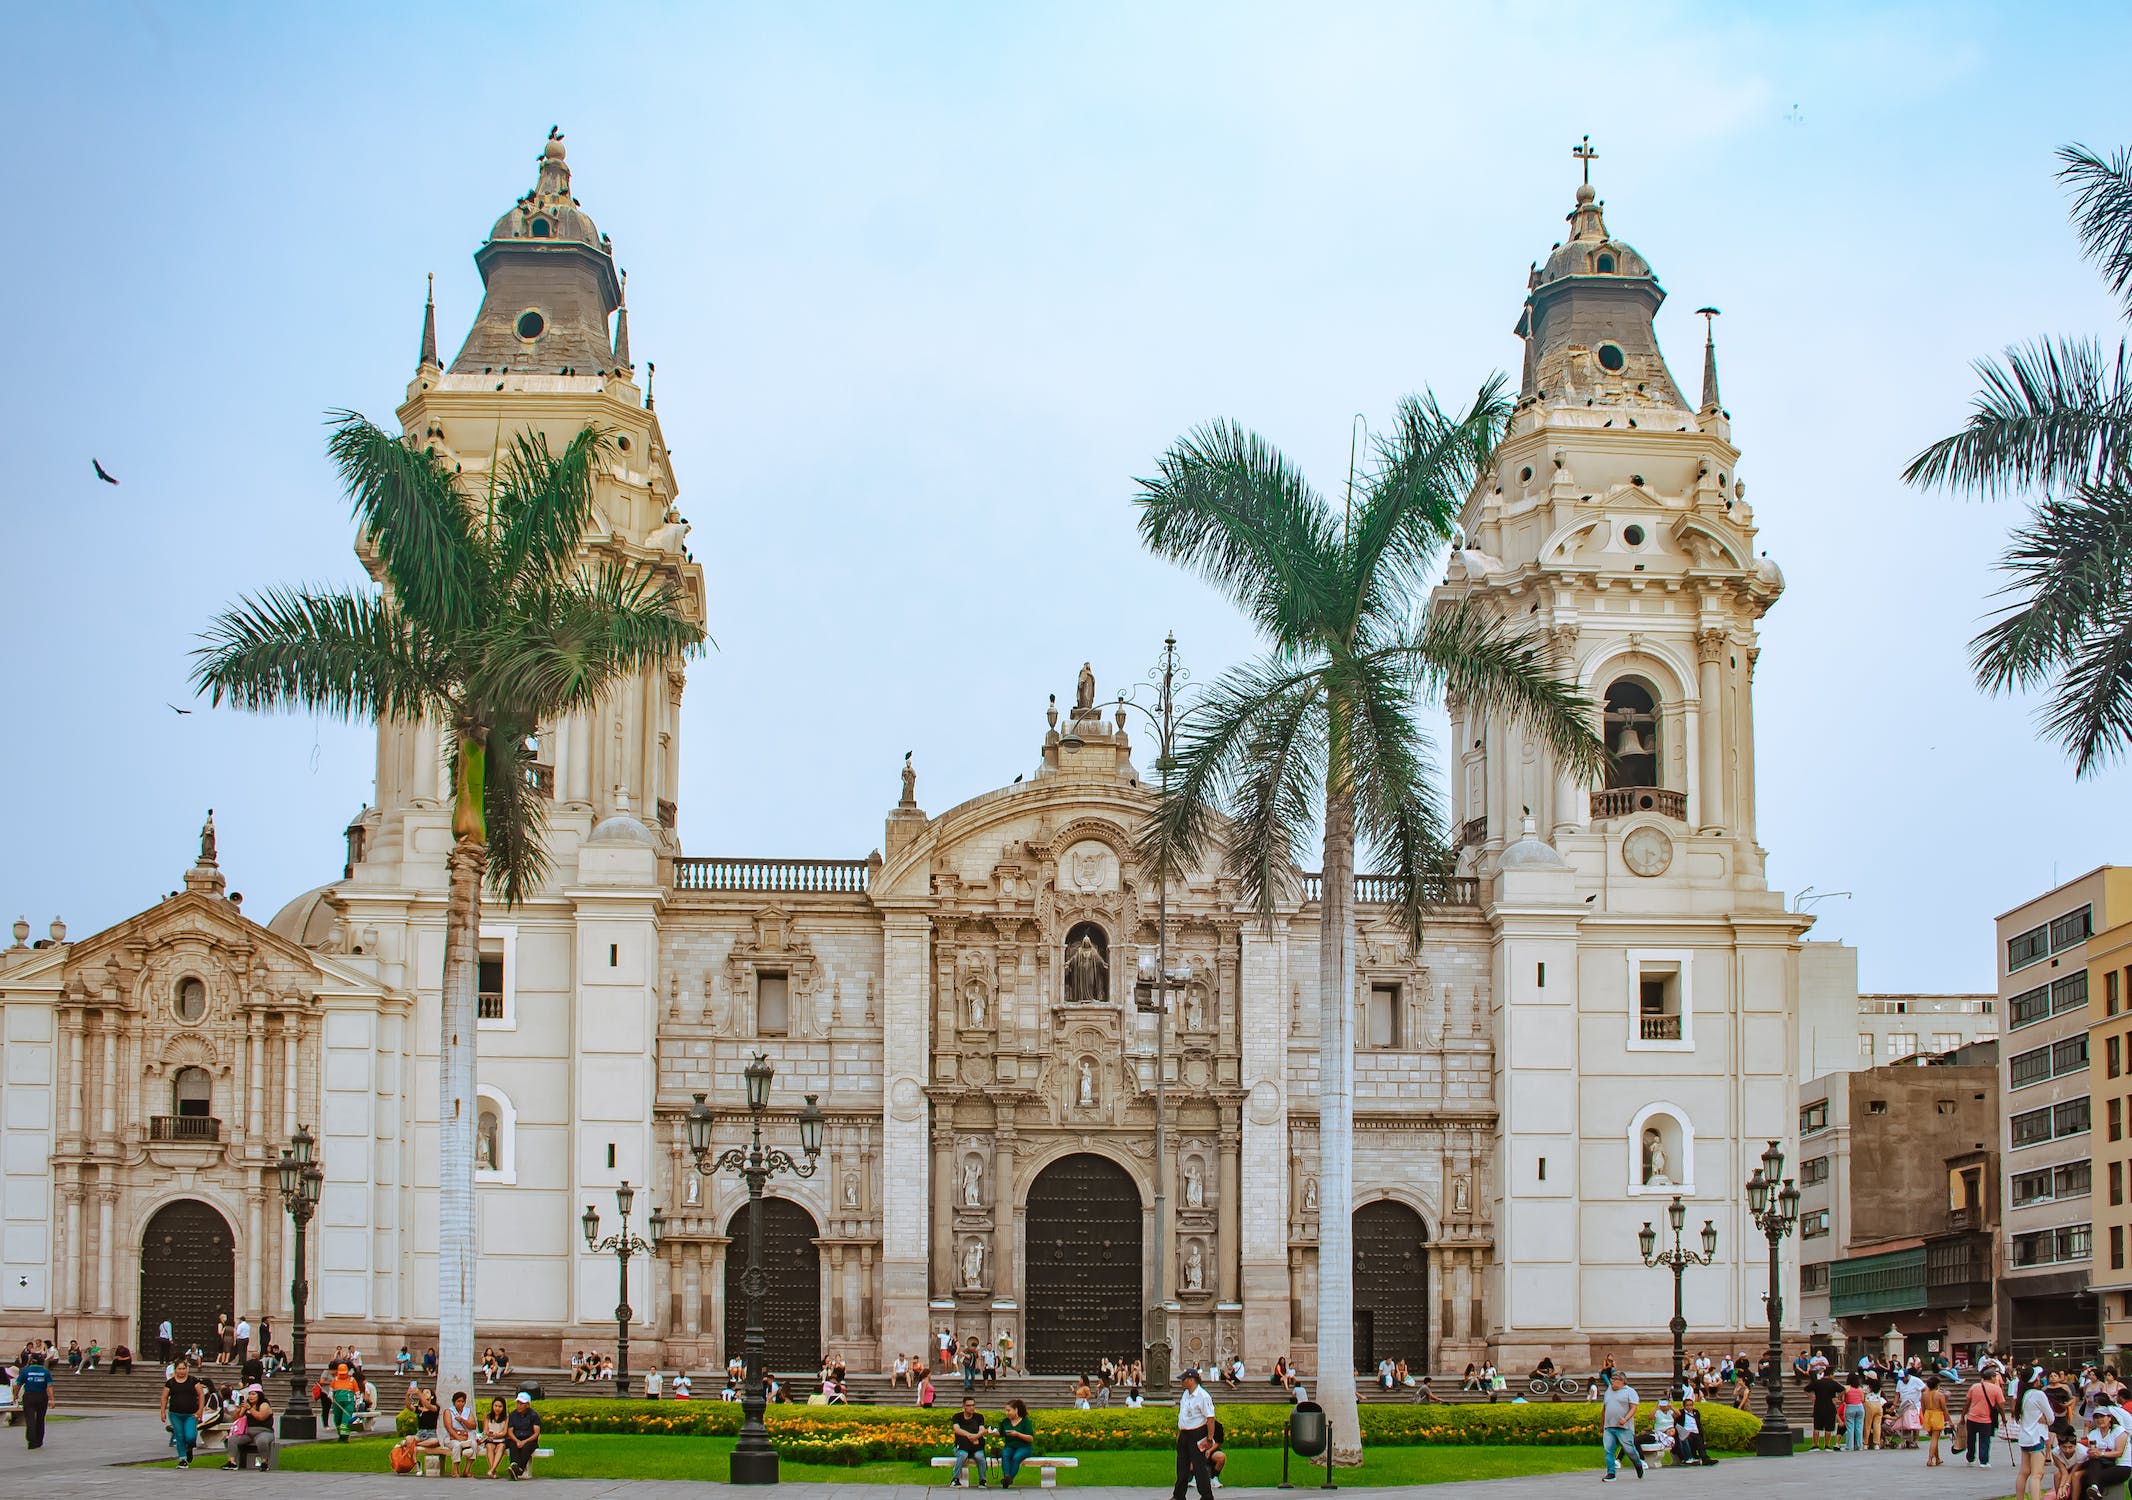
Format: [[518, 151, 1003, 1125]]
[[1623, 825, 1674, 878]]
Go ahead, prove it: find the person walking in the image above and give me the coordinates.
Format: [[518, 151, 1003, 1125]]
[[160, 1359, 207, 1468], [1171, 1367, 1217, 1500], [1600, 1368, 1645, 1481], [1965, 1368, 2005, 1466], [1922, 1374, 1949, 1465], [17, 1353, 52, 1449], [233, 1317, 251, 1368], [2014, 1367, 2053, 1500]]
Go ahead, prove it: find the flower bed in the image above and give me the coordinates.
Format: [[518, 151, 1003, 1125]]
[[494, 1398, 1758, 1460]]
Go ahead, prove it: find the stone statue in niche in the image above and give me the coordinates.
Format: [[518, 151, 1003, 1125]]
[[1064, 930, 1109, 1004], [844, 1169, 861, 1209], [1642, 1127, 1672, 1186], [1453, 1175, 1470, 1214], [1302, 1177, 1319, 1211], [1182, 1241, 1204, 1290], [962, 1157, 983, 1207], [966, 981, 987, 1029], [1077, 1058, 1096, 1107], [962, 1239, 985, 1288], [684, 1173, 701, 1207], [1184, 986, 1204, 1031], [1183, 1158, 1204, 1208], [476, 1112, 498, 1170]]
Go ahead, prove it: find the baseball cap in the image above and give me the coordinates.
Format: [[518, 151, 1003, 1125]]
[[515, 1392, 532, 1404]]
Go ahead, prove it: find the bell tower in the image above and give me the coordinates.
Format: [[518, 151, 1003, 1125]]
[[355, 132, 706, 889]]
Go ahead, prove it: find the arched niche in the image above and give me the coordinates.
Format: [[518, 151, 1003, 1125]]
[[1627, 1101, 1695, 1196]]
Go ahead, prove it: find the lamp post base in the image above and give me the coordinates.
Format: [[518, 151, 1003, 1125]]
[[730, 1446, 780, 1484], [1754, 1418, 1797, 1457], [278, 1407, 318, 1442]]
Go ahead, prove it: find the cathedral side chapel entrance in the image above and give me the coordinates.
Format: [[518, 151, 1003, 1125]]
[[1024, 1153, 1141, 1374], [1351, 1199, 1428, 1375], [724, 1198, 821, 1374], [139, 1199, 235, 1355]]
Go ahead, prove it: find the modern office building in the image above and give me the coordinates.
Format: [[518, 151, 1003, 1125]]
[[2088, 910, 2132, 1356]]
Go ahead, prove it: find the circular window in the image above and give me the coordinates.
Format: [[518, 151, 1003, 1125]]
[[515, 310, 545, 340], [1622, 524, 1646, 547], [1597, 343, 1627, 373], [1519, 465, 1534, 483], [1596, 253, 1616, 273], [617, 435, 631, 452], [175, 977, 207, 1023]]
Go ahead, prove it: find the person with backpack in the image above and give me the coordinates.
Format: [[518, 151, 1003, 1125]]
[[16, 1354, 52, 1449], [1964, 1368, 2006, 1466]]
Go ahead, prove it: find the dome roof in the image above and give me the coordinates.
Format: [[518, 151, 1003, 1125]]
[[587, 807, 658, 849], [1496, 815, 1570, 872], [268, 883, 341, 948], [1536, 184, 1654, 287], [485, 132, 604, 249]]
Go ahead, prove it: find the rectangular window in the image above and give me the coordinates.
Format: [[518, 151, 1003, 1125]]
[[2111, 970, 2123, 1017], [2012, 1105, 2055, 1148], [2113, 1097, 2124, 1143], [1888, 1033, 1919, 1060], [1859, 1033, 1876, 1061], [2053, 971, 2090, 1015], [2112, 1036, 2123, 1080], [2051, 906, 2095, 952], [1801, 1210, 1830, 1239], [2055, 1096, 2092, 1138], [1801, 1101, 1829, 1135], [1800, 1264, 1830, 1293], [478, 953, 505, 1021], [1365, 983, 1401, 1048], [756, 970, 790, 1036], [1800, 1156, 1830, 1186], [2054, 1035, 2090, 1076], [2113, 1160, 2124, 1207], [2063, 1223, 2094, 1261], [2012, 1166, 2056, 1206], [1627, 950, 1692, 1049], [2008, 984, 2053, 1029], [2057, 1160, 2093, 1199], [2114, 1225, 2125, 1272], [1638, 971, 1681, 1040], [2010, 1045, 2052, 1088], [2009, 923, 2050, 972], [1931, 1032, 1964, 1055]]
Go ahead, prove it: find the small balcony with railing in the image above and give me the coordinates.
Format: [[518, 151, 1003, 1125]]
[[149, 1115, 222, 1144], [1638, 1013, 1683, 1042], [1590, 786, 1687, 822]]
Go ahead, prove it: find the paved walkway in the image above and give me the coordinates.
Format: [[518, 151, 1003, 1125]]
[[2, 1408, 2024, 1499]]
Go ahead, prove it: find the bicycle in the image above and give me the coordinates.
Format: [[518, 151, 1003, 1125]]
[[1527, 1373, 1583, 1399]]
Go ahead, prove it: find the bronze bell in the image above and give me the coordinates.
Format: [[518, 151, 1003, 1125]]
[[1614, 723, 1652, 758]]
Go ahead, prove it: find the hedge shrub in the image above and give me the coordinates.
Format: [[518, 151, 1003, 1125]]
[[512, 1398, 1759, 1461]]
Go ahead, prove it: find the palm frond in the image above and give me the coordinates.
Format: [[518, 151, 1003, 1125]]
[[1219, 670, 1328, 928], [1346, 378, 1511, 624], [2061, 144, 2132, 313], [191, 586, 446, 721], [475, 563, 706, 720], [491, 425, 608, 595], [481, 716, 553, 905], [1134, 420, 1347, 647], [326, 413, 485, 635], [1340, 654, 1454, 944], [2034, 600, 2132, 777], [1970, 482, 2132, 691], [1394, 600, 1606, 782], [1902, 337, 2132, 497]]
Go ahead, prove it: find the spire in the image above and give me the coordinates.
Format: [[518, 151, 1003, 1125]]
[[612, 269, 632, 369], [419, 272, 439, 368], [1696, 306, 1722, 412]]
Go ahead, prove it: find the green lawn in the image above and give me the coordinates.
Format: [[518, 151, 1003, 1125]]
[[267, 1433, 1601, 1486]]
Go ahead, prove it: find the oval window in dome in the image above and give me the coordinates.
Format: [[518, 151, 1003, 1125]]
[[516, 310, 545, 340], [530, 217, 551, 238], [1596, 253, 1617, 273], [1597, 343, 1627, 373]]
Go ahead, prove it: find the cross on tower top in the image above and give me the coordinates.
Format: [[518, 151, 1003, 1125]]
[[1572, 134, 1599, 186]]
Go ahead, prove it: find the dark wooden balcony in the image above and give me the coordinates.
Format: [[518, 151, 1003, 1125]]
[[149, 1116, 222, 1143], [1591, 786, 1686, 822]]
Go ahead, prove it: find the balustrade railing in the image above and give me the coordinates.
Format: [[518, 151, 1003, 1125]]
[[1639, 1013, 1683, 1041], [477, 991, 505, 1020], [1298, 873, 1480, 907], [150, 1115, 222, 1143], [1457, 816, 1487, 848], [672, 857, 872, 894], [1590, 786, 1687, 822]]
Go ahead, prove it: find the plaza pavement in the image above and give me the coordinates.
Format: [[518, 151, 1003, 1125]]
[[4, 1406, 2024, 1499]]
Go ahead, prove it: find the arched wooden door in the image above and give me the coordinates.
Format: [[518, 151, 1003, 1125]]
[[1352, 1199, 1428, 1373], [139, 1200, 235, 1354], [1025, 1154, 1142, 1374], [724, 1197, 821, 1375]]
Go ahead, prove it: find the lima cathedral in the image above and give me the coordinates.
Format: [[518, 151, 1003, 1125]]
[[0, 135, 1808, 1379]]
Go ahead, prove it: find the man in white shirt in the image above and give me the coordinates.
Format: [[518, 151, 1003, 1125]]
[[233, 1317, 252, 1366], [893, 1354, 909, 1389], [645, 1369, 663, 1400], [1171, 1368, 1217, 1500]]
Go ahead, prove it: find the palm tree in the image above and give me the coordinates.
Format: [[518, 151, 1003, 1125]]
[[1904, 144, 2132, 775], [1134, 379, 1605, 1460], [193, 413, 705, 1395]]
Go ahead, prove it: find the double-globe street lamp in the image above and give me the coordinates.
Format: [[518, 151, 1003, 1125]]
[[275, 1126, 325, 1441], [687, 1054, 825, 1485], [1746, 1140, 1802, 1458], [1637, 1194, 1717, 1403], [580, 1183, 664, 1400]]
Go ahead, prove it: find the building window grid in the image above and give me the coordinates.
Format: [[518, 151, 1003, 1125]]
[[1888, 1032, 1919, 1060], [2010, 1046, 2052, 1088], [2008, 984, 2053, 1030], [2013, 1099, 2091, 1148], [2009, 924, 2050, 972], [1801, 1101, 1830, 1135], [1801, 1210, 1831, 1239], [1800, 1264, 1830, 1294], [2009, 1224, 2091, 1268], [1800, 1156, 1830, 1186], [2050, 906, 2095, 952], [2053, 972, 2089, 1015], [2012, 1160, 2093, 1207]]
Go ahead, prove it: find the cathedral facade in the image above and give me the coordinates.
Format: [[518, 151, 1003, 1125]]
[[0, 139, 1808, 1377]]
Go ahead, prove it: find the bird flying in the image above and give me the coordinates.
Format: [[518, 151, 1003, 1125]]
[[167, 703, 192, 715], [93, 459, 119, 484]]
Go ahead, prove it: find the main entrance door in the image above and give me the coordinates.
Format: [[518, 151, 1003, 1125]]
[[139, 1200, 235, 1355], [724, 1198, 821, 1375], [1352, 1199, 1427, 1373], [1025, 1153, 1141, 1375]]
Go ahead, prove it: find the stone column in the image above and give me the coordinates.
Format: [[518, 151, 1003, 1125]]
[[60, 1179, 82, 1314], [1696, 628, 1727, 834], [878, 911, 934, 1361], [827, 1245, 847, 1339], [65, 1015, 84, 1142], [1740, 647, 1760, 840], [931, 1125, 955, 1300], [281, 1026, 298, 1139], [1550, 626, 1584, 837], [100, 1025, 117, 1140], [246, 1190, 265, 1319], [413, 719, 441, 803], [990, 1128, 1016, 1308], [682, 1245, 702, 1338], [564, 711, 594, 804], [96, 1190, 116, 1314], [247, 1017, 266, 1144], [1216, 1126, 1240, 1303]]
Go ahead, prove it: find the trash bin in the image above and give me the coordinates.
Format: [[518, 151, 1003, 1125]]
[[518, 1381, 546, 1402], [1289, 1401, 1328, 1459]]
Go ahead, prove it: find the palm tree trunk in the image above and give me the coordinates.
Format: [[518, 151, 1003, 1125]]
[[1316, 782, 1362, 1463], [438, 833, 486, 1400]]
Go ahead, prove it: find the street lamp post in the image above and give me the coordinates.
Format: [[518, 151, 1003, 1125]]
[[275, 1127, 324, 1441], [1637, 1194, 1717, 1403], [686, 1055, 825, 1485], [1746, 1139, 1802, 1458], [580, 1183, 664, 1400], [1118, 632, 1193, 1393]]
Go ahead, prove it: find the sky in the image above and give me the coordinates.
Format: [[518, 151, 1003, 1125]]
[[4, 1, 2130, 992]]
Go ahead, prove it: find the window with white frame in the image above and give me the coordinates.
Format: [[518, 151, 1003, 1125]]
[[474, 1085, 517, 1184], [1627, 950, 1694, 1051], [756, 970, 790, 1036], [477, 925, 517, 1029], [1888, 1032, 1919, 1059]]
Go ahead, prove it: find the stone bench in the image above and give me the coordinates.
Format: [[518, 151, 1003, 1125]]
[[930, 1455, 1079, 1488]]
